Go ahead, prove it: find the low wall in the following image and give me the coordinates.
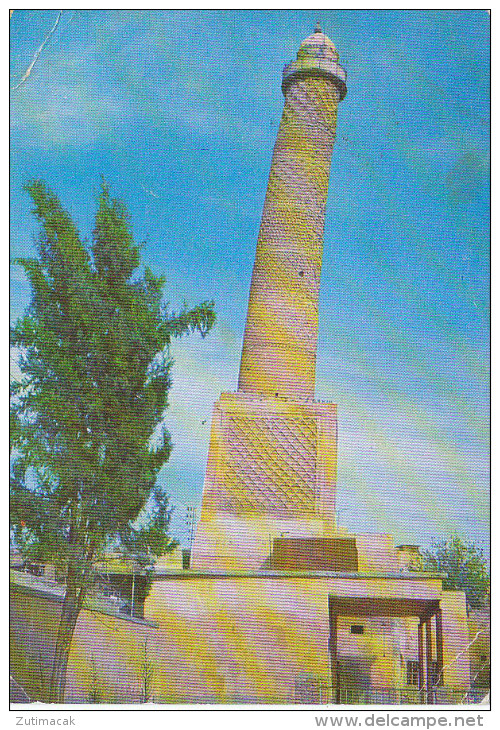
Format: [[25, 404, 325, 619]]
[[10, 578, 156, 704]]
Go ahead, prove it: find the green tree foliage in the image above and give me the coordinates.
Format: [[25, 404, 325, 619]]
[[422, 535, 490, 610], [10, 180, 215, 701]]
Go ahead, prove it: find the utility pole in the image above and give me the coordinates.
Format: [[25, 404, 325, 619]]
[[186, 506, 197, 549]]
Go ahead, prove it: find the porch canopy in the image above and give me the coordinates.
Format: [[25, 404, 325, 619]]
[[328, 596, 443, 703], [329, 596, 440, 620]]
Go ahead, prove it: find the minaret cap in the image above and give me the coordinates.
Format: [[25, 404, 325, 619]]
[[297, 27, 340, 62], [282, 26, 347, 100]]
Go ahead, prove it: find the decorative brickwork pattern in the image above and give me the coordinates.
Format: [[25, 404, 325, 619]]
[[192, 29, 344, 567], [218, 415, 318, 513], [238, 74, 343, 400]]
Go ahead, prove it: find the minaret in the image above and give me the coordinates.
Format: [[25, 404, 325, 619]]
[[238, 24, 346, 400], [191, 27, 346, 570]]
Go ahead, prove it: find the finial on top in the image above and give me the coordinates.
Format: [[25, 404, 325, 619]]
[[314, 20, 322, 34]]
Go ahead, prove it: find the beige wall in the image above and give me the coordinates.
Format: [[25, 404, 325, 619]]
[[440, 591, 471, 690], [467, 608, 490, 689], [11, 575, 471, 705], [144, 575, 470, 703], [11, 584, 155, 704]]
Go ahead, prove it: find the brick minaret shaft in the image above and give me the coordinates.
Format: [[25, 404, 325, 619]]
[[238, 25, 347, 400]]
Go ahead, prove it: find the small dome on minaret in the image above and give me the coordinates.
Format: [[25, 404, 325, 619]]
[[297, 23, 340, 62], [282, 24, 346, 99]]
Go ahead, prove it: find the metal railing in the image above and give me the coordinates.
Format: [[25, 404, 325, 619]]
[[294, 683, 489, 705]]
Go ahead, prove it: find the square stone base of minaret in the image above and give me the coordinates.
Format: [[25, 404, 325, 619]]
[[191, 392, 338, 570]]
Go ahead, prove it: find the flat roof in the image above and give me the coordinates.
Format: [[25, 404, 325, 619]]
[[151, 569, 446, 580]]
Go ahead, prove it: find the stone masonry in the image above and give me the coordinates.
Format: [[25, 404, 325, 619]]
[[191, 27, 347, 569]]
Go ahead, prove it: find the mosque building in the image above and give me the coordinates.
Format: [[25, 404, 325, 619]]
[[10, 26, 473, 706], [142, 26, 471, 705]]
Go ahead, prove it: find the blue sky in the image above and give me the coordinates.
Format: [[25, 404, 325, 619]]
[[10, 10, 489, 552]]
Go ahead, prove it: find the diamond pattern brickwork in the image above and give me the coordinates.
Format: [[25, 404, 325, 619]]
[[219, 415, 318, 513], [238, 76, 341, 399]]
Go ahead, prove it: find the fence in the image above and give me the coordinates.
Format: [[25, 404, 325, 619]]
[[300, 685, 489, 706]]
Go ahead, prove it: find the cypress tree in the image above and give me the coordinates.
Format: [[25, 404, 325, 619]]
[[10, 181, 215, 702]]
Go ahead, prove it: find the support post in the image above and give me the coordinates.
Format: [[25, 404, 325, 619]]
[[418, 621, 425, 701], [426, 619, 434, 704], [330, 612, 339, 704], [435, 609, 444, 687]]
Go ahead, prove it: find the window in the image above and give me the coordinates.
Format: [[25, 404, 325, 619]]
[[406, 660, 442, 687], [350, 624, 364, 635], [406, 660, 419, 686], [428, 660, 442, 687]]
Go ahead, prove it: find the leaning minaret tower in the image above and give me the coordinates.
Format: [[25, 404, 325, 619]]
[[192, 26, 347, 569], [239, 23, 347, 400]]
